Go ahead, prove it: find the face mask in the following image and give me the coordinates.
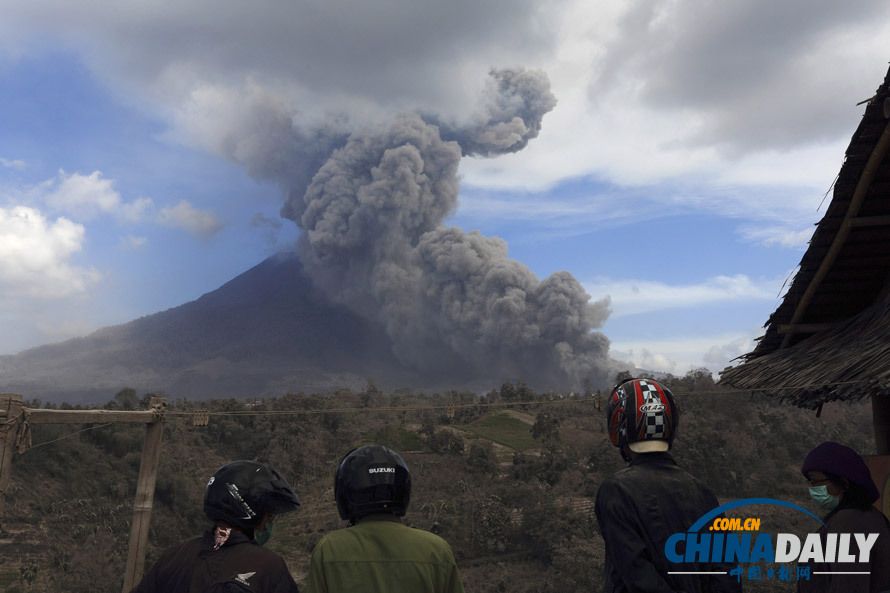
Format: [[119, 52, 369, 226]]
[[809, 485, 840, 511], [254, 516, 274, 546]]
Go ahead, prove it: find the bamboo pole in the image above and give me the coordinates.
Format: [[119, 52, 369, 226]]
[[780, 116, 890, 349], [27, 409, 157, 424], [121, 397, 166, 593], [0, 394, 24, 534]]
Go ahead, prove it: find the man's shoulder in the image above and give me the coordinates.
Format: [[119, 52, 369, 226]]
[[600, 459, 675, 485], [214, 536, 289, 568], [157, 535, 205, 560], [596, 459, 714, 501], [335, 520, 453, 547], [398, 524, 454, 548], [357, 519, 453, 545]]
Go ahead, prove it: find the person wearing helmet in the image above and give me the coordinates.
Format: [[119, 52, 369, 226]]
[[305, 444, 465, 593], [130, 460, 302, 593], [797, 441, 890, 593], [594, 377, 740, 593]]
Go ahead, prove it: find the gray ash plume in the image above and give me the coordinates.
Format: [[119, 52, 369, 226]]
[[240, 68, 612, 389]]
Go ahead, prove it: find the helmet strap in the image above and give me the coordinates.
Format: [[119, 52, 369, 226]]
[[619, 447, 631, 464]]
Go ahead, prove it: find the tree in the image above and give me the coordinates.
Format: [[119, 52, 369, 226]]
[[614, 370, 633, 385], [681, 368, 716, 392], [107, 388, 139, 411], [428, 429, 464, 455], [515, 380, 535, 402], [531, 412, 560, 444], [466, 441, 498, 474], [499, 381, 517, 403], [536, 442, 568, 486]]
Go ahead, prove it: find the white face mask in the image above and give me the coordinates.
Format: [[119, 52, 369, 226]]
[[808, 485, 840, 511]]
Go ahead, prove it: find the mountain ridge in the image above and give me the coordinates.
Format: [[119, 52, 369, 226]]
[[0, 253, 483, 404]]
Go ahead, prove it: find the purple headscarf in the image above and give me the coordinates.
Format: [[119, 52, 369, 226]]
[[801, 441, 880, 502]]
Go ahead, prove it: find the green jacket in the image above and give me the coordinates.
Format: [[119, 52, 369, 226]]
[[305, 514, 465, 593]]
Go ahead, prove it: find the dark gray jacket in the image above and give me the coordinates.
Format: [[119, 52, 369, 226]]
[[595, 452, 741, 593], [131, 529, 300, 593]]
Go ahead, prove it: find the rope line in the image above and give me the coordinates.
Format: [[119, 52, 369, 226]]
[[6, 379, 876, 427], [158, 380, 876, 419], [22, 423, 114, 452], [165, 397, 594, 417]]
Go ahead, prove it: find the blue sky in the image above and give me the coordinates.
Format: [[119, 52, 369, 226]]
[[1, 0, 889, 379]]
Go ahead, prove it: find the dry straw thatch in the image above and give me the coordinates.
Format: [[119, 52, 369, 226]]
[[720, 61, 890, 409], [719, 291, 890, 409]]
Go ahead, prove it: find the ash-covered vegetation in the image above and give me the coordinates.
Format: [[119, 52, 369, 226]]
[[0, 371, 875, 593]]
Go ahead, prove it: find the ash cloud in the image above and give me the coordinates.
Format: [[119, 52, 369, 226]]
[[247, 68, 612, 389], [432, 68, 559, 157]]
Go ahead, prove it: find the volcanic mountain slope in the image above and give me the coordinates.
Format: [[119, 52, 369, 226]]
[[0, 253, 476, 404]]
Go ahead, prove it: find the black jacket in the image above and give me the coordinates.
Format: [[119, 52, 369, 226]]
[[594, 452, 741, 593], [131, 529, 300, 593]]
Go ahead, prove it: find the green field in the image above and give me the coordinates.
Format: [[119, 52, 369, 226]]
[[456, 413, 539, 451], [364, 424, 425, 452]]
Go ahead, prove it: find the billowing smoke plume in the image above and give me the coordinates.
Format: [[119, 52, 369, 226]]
[[431, 68, 558, 157], [277, 68, 610, 389], [219, 68, 611, 388]]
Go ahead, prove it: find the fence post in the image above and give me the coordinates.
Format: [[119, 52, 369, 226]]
[[121, 397, 166, 593], [0, 393, 24, 535]]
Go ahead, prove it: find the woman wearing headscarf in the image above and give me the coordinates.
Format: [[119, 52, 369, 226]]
[[798, 441, 890, 593]]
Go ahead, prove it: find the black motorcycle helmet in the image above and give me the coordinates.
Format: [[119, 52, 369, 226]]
[[204, 460, 300, 531], [335, 445, 411, 522]]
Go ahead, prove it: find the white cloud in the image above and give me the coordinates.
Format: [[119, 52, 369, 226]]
[[158, 200, 224, 238], [10, 170, 225, 240], [0, 157, 25, 170], [458, 2, 888, 225], [250, 212, 283, 230], [609, 329, 760, 375], [0, 0, 557, 119], [119, 235, 148, 249], [456, 177, 826, 241], [738, 225, 814, 249], [1, 0, 884, 231], [703, 334, 759, 372], [0, 205, 101, 301], [34, 317, 96, 345], [584, 275, 777, 317], [118, 197, 154, 222], [43, 169, 122, 219], [454, 190, 665, 237], [37, 170, 154, 223]]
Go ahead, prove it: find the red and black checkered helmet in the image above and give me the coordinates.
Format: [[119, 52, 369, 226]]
[[606, 378, 679, 452]]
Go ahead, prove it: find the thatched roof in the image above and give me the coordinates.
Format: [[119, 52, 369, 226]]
[[719, 292, 890, 408], [719, 62, 890, 408]]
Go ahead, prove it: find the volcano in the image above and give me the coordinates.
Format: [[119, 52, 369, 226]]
[[0, 253, 486, 404]]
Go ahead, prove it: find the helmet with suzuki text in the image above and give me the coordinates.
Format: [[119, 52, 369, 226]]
[[204, 460, 301, 530], [606, 377, 679, 453], [335, 444, 412, 522]]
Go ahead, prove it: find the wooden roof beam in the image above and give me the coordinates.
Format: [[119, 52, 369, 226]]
[[847, 214, 890, 229], [779, 114, 890, 349], [777, 322, 840, 335]]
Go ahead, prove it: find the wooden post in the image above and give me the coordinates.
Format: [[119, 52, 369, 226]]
[[0, 394, 24, 534], [121, 397, 166, 593], [873, 392, 890, 455]]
